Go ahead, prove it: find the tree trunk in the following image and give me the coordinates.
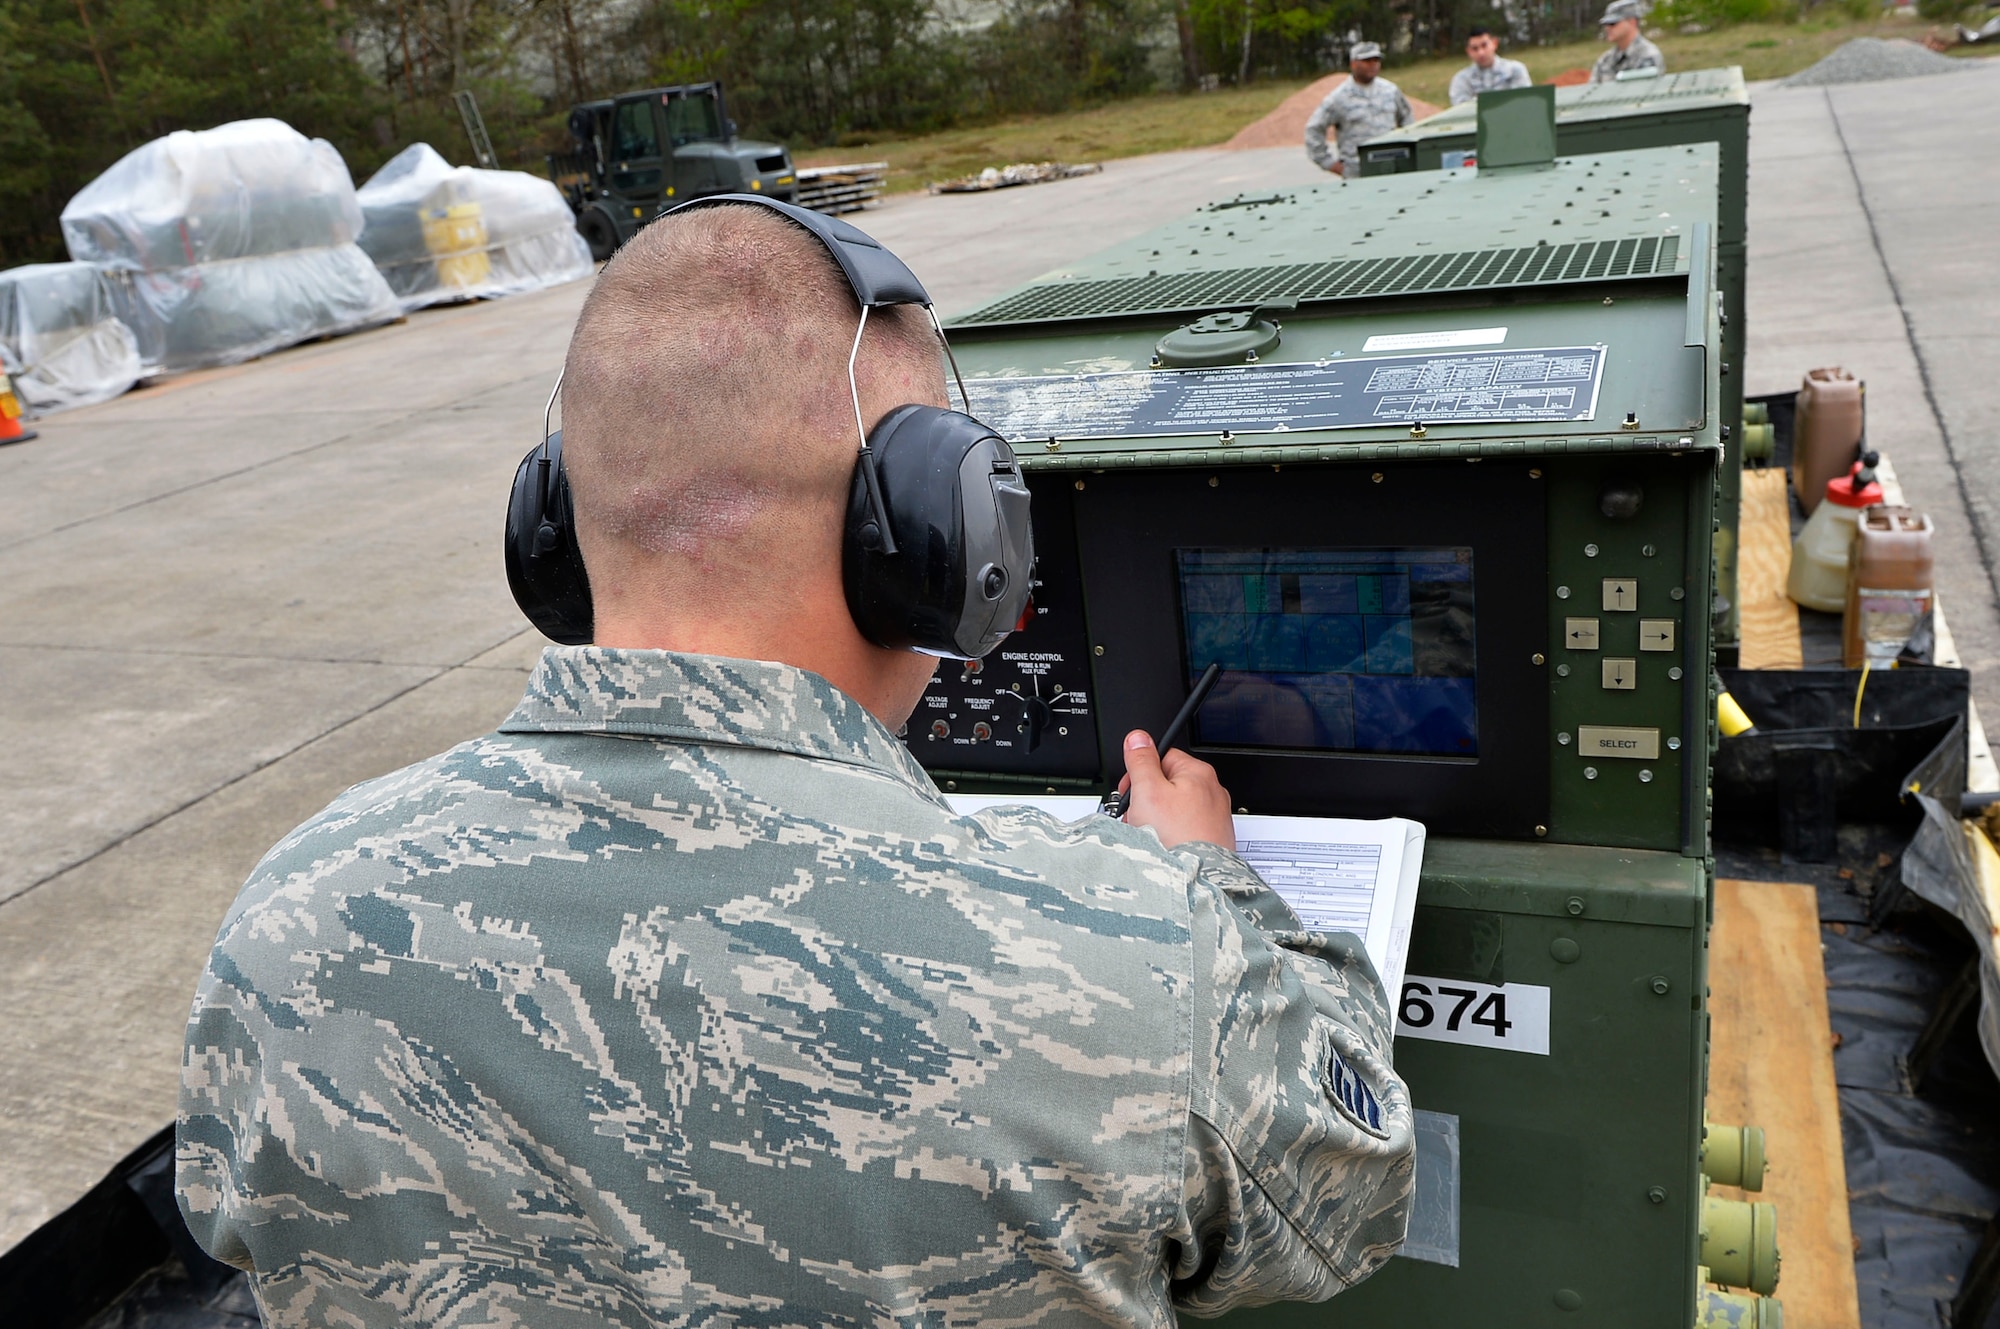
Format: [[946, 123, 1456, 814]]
[[1236, 0, 1254, 85], [71, 0, 124, 130], [1175, 0, 1201, 87]]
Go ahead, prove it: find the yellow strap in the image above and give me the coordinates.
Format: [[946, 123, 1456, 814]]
[[1853, 659, 1872, 729]]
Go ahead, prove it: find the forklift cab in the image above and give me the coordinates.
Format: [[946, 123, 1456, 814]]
[[559, 82, 796, 260]]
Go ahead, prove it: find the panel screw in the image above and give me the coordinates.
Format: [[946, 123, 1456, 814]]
[[1668, 667, 1683, 681], [1584, 766, 1597, 780], [945, 780, 958, 791], [1372, 472, 1385, 483], [1670, 587, 1685, 601], [1556, 664, 1570, 678], [1093, 645, 1105, 656], [1642, 543, 1657, 557], [1566, 896, 1586, 916], [1551, 937, 1580, 963], [1558, 732, 1571, 744], [1535, 824, 1549, 837], [1584, 543, 1599, 557], [1529, 468, 1543, 479], [1639, 769, 1654, 783], [1209, 476, 1220, 488], [1074, 479, 1085, 491], [1555, 1288, 1585, 1312], [1668, 737, 1681, 750], [1650, 976, 1671, 995], [1648, 1186, 1668, 1204], [1556, 585, 1571, 599], [1532, 653, 1546, 665]]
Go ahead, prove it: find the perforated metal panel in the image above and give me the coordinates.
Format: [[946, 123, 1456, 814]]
[[949, 146, 1712, 330], [955, 235, 1680, 325]]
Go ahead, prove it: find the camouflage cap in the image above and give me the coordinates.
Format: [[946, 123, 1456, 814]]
[[1350, 40, 1383, 60], [1598, 0, 1643, 22]]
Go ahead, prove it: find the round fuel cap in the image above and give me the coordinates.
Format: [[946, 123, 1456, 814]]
[[1154, 310, 1281, 368]]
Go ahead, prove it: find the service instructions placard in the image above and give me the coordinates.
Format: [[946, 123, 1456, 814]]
[[963, 345, 1605, 442]]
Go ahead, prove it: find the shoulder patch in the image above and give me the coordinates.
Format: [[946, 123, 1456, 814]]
[[1327, 1048, 1389, 1138]]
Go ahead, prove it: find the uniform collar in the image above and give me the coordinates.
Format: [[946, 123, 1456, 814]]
[[501, 646, 943, 797]]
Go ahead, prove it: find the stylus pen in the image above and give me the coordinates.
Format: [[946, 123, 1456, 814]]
[[1100, 661, 1224, 819]]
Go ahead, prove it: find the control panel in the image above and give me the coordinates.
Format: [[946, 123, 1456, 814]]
[[902, 453, 1710, 855], [903, 484, 1100, 784]]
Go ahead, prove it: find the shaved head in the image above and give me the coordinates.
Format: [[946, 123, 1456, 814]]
[[561, 204, 945, 626]]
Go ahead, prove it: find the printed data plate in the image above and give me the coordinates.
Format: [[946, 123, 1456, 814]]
[[963, 345, 1605, 442]]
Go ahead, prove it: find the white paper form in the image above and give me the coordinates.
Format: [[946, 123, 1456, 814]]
[[944, 796, 1425, 997]]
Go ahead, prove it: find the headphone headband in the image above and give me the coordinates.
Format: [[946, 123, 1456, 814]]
[[660, 194, 934, 309]]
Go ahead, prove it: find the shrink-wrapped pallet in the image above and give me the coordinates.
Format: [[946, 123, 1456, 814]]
[[0, 262, 143, 414], [357, 144, 594, 311], [61, 119, 399, 372]]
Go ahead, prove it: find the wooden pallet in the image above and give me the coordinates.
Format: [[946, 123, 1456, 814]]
[[795, 163, 887, 216], [1708, 878, 1862, 1329]]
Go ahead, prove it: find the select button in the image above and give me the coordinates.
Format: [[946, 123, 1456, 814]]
[[1576, 725, 1660, 760]]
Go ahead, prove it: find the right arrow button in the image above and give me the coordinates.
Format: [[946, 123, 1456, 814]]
[[1638, 618, 1678, 653]]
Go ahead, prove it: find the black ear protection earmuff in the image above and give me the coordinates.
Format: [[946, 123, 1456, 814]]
[[504, 193, 1034, 660]]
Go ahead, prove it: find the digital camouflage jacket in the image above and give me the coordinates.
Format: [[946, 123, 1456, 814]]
[[179, 647, 1413, 1327]]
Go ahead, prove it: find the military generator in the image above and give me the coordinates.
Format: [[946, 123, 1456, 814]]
[[907, 132, 1781, 1327], [1355, 71, 1753, 653]]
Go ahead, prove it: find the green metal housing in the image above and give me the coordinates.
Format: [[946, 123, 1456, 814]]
[[925, 145, 1727, 1326], [1354, 68, 1751, 647]]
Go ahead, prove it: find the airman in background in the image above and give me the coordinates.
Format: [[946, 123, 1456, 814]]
[[1449, 27, 1532, 104], [1592, 0, 1665, 82], [1306, 42, 1414, 179]]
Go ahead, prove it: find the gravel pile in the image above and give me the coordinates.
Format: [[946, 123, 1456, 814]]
[[1781, 37, 1976, 87]]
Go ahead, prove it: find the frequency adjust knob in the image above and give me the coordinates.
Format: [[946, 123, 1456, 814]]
[[972, 721, 993, 742]]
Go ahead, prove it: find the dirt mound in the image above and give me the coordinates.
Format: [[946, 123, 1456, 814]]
[[1224, 74, 1442, 151], [1548, 67, 1592, 86]]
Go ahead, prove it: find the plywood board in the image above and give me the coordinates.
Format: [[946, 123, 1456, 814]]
[[1738, 468, 1805, 670], [1708, 878, 1861, 1329]]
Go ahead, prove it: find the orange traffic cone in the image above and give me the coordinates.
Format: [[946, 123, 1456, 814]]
[[0, 369, 38, 445]]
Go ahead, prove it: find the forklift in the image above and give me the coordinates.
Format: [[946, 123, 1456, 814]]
[[547, 81, 797, 261]]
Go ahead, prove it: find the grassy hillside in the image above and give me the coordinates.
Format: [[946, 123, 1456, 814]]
[[799, 14, 1996, 193]]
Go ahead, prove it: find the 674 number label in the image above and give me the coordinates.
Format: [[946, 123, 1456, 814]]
[[1395, 975, 1551, 1056]]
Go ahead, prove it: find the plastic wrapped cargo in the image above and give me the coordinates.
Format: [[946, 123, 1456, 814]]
[[60, 119, 399, 372], [357, 144, 594, 311], [0, 262, 143, 414]]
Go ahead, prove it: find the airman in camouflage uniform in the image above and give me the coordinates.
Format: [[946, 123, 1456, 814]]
[[1305, 44, 1414, 179], [1449, 28, 1533, 105], [179, 202, 1415, 1329], [1592, 0, 1665, 82]]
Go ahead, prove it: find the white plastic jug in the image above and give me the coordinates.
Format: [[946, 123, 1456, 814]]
[[1788, 454, 1883, 613]]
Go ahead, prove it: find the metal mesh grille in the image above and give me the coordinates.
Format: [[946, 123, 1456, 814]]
[[953, 235, 1685, 326]]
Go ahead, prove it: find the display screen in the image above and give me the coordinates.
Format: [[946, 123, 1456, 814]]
[[1176, 547, 1478, 757]]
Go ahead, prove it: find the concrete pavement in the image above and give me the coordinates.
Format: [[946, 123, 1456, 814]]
[[0, 143, 1326, 1251]]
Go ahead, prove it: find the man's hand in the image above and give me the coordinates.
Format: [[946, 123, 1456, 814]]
[[1118, 731, 1235, 851], [1329, 161, 1346, 177]]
